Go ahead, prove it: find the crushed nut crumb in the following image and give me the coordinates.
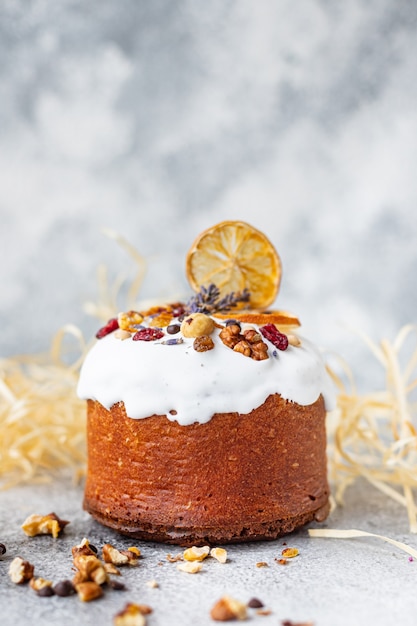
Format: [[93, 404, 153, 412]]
[[183, 545, 210, 562], [114, 602, 147, 626], [210, 595, 248, 621], [210, 547, 228, 563], [281, 547, 299, 558], [176, 561, 203, 574]]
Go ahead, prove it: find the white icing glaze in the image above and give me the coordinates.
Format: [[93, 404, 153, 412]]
[[77, 317, 335, 426]]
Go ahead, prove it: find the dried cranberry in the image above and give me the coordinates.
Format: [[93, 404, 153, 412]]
[[132, 327, 164, 341], [260, 324, 288, 351], [96, 318, 119, 339]]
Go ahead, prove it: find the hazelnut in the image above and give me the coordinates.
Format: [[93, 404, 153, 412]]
[[181, 313, 215, 338]]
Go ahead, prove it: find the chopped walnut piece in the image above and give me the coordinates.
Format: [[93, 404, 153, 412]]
[[219, 325, 241, 348], [183, 545, 210, 562], [73, 554, 108, 586], [104, 563, 121, 576], [9, 557, 34, 584], [210, 595, 248, 621], [114, 603, 147, 626], [176, 561, 203, 574], [256, 609, 272, 616], [146, 579, 159, 588], [233, 340, 252, 357], [30, 577, 54, 592], [220, 325, 269, 360], [21, 512, 69, 538], [102, 543, 139, 566], [72, 538, 97, 558], [210, 547, 228, 563], [166, 553, 183, 562], [256, 561, 269, 568], [75, 581, 103, 602]]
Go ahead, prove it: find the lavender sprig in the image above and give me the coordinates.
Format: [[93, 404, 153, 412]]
[[186, 283, 250, 314]]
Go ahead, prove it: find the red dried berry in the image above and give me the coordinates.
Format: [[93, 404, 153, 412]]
[[132, 327, 164, 341], [259, 324, 289, 351], [96, 318, 119, 339]]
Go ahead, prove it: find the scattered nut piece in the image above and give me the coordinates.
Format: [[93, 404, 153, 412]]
[[166, 553, 183, 562], [114, 603, 147, 626], [176, 561, 203, 574], [72, 538, 97, 558], [210, 547, 228, 563], [257, 609, 272, 616], [102, 543, 139, 566], [104, 563, 122, 576], [21, 512, 69, 538], [210, 595, 248, 621], [30, 577, 53, 592], [281, 547, 299, 558], [146, 579, 159, 588], [73, 554, 108, 585], [8, 556, 34, 584], [181, 313, 215, 338], [275, 558, 288, 565], [256, 561, 269, 568], [183, 545, 210, 562], [75, 581, 103, 602]]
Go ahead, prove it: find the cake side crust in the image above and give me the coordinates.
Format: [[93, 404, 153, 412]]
[[84, 394, 330, 544]]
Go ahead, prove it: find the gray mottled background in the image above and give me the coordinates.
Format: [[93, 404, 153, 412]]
[[1, 0, 417, 388]]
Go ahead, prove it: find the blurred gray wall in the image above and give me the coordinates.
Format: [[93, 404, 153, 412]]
[[1, 0, 417, 388]]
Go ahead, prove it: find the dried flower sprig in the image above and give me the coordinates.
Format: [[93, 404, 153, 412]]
[[186, 284, 250, 315]]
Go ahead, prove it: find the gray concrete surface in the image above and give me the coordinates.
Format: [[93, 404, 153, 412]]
[[0, 475, 416, 626]]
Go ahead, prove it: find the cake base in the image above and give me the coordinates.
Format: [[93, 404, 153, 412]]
[[84, 395, 330, 545]]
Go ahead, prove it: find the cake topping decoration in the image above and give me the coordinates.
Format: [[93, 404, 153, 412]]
[[185, 220, 282, 310], [132, 328, 164, 342], [260, 324, 289, 351], [96, 318, 119, 339]]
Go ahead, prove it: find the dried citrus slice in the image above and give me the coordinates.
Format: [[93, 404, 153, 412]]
[[186, 221, 282, 309], [213, 309, 300, 328]]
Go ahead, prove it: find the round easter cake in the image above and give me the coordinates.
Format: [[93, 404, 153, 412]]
[[77, 221, 334, 545]]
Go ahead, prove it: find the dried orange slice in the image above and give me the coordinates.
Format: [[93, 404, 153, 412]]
[[186, 221, 282, 309], [213, 310, 300, 328]]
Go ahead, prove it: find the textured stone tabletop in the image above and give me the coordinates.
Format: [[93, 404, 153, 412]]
[[0, 475, 416, 626]]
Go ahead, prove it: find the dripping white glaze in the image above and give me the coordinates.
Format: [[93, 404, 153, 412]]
[[77, 319, 335, 426]]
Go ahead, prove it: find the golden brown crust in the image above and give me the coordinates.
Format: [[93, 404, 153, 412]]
[[83, 394, 329, 545]]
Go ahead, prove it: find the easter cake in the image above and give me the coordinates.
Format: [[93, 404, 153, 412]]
[[77, 221, 333, 544]]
